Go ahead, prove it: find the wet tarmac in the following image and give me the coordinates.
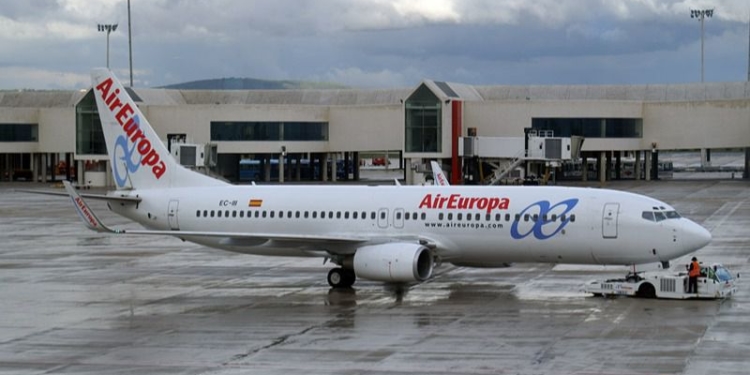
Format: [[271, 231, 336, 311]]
[[0, 180, 748, 375]]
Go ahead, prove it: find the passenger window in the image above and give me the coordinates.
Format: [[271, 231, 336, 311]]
[[295, 211, 300, 218], [196, 210, 200, 217], [328, 212, 334, 219], [210, 210, 215, 217], [396, 212, 402, 220], [380, 211, 386, 220], [203, 210, 208, 217], [239, 211, 244, 218], [542, 214, 547, 222], [312, 211, 317, 219], [515, 214, 521, 222], [225, 210, 229, 217], [218, 211, 222, 218], [466, 213, 471, 221], [532, 214, 538, 222], [304, 211, 309, 218], [551, 214, 557, 222], [269, 211, 274, 218], [487, 214, 492, 221], [371, 212, 376, 220], [246, 211, 251, 218], [345, 212, 349, 219], [560, 214, 566, 222], [524, 214, 529, 222], [279, 211, 284, 218], [353, 212, 358, 219], [447, 213, 453, 220], [262, 211, 267, 218], [287, 211, 292, 218], [570, 214, 576, 222], [505, 213, 510, 222], [495, 213, 501, 221], [421, 213, 426, 220], [475, 213, 481, 221], [439, 213, 444, 220], [457, 213, 463, 220]]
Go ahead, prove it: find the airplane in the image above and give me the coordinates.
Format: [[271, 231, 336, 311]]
[[55, 68, 712, 289]]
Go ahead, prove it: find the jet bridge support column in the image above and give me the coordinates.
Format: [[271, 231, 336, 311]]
[[635, 151, 642, 180], [599, 151, 607, 183], [745, 148, 750, 179], [644, 151, 652, 181]]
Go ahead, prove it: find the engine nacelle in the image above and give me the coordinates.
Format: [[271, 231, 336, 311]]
[[353, 243, 433, 283]]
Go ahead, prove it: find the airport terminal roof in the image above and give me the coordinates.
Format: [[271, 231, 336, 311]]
[[3, 81, 750, 108]]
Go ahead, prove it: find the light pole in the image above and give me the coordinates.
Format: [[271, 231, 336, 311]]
[[690, 9, 713, 82], [97, 23, 118, 68]]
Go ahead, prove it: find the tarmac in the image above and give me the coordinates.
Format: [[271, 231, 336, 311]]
[[0, 179, 748, 375]]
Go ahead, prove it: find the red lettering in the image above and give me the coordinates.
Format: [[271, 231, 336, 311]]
[[96, 75, 168, 181], [153, 161, 166, 179], [95, 78, 113, 99], [129, 128, 145, 144], [418, 193, 510, 213], [137, 139, 152, 155], [115, 103, 133, 126], [418, 194, 433, 209], [141, 148, 160, 166]]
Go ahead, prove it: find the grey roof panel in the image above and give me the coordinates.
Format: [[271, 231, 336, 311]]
[[0, 90, 85, 107]]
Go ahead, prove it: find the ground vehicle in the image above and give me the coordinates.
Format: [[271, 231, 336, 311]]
[[584, 264, 738, 299]]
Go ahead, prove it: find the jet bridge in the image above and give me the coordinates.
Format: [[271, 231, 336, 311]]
[[459, 132, 582, 185]]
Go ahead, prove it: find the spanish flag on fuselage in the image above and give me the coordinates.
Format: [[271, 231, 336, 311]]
[[248, 199, 263, 207]]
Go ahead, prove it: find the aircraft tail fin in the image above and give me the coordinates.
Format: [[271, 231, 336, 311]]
[[430, 161, 450, 186], [91, 68, 226, 190]]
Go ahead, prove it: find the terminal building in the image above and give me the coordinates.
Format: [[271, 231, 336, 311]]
[[1, 79, 749, 186]]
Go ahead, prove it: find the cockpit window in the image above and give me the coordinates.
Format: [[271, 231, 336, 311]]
[[642, 210, 681, 222]]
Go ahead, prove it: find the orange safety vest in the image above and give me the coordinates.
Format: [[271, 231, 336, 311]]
[[689, 261, 701, 277]]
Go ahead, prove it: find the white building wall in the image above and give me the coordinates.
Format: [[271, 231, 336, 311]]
[[642, 100, 750, 150], [329, 105, 402, 151], [39, 108, 75, 153]]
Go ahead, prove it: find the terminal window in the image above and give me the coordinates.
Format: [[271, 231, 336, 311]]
[[405, 84, 441, 153], [0, 123, 38, 142], [532, 118, 642, 138], [211, 121, 328, 141]]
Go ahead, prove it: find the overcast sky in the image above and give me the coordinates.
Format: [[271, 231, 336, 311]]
[[1, 0, 749, 90]]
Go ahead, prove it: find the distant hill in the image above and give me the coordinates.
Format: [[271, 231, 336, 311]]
[[159, 77, 347, 90]]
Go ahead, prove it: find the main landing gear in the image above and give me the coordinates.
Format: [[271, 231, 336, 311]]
[[327, 268, 356, 288]]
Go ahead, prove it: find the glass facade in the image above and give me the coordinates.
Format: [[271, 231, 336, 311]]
[[405, 84, 441, 153], [0, 124, 38, 142], [532, 118, 642, 138], [211, 121, 328, 141], [76, 90, 106, 155]]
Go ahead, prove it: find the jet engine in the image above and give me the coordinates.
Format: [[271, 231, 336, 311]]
[[353, 243, 433, 283]]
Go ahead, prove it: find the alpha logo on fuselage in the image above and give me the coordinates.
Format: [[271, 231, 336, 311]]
[[510, 198, 578, 240]]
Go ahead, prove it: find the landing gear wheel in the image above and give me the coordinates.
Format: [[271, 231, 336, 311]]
[[327, 268, 356, 288]]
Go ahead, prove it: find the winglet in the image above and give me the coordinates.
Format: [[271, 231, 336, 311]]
[[62, 181, 116, 233]]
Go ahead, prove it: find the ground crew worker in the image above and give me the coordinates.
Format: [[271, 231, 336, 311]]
[[687, 257, 701, 293]]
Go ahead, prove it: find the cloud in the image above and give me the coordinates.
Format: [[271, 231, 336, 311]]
[[0, 0, 748, 89]]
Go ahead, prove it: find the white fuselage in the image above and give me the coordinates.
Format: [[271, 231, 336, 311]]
[[109, 184, 710, 266]]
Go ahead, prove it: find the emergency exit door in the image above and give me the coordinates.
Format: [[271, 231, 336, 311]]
[[602, 203, 619, 238]]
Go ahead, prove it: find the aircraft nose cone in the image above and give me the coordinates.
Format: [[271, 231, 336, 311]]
[[684, 221, 712, 251]]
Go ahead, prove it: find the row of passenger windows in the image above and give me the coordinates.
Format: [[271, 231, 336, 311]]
[[195, 209, 575, 223], [196, 209, 427, 221], [437, 212, 575, 223], [641, 210, 681, 222]]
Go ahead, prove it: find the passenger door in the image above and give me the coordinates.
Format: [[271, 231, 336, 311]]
[[602, 203, 619, 238], [168, 200, 180, 230]]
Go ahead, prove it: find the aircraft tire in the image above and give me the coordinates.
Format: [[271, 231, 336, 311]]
[[327, 268, 355, 288]]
